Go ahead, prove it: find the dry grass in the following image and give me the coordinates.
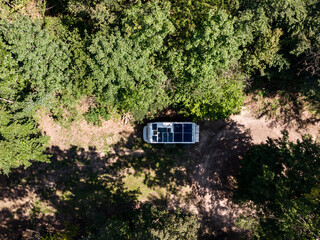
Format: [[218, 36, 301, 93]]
[[37, 102, 134, 154]]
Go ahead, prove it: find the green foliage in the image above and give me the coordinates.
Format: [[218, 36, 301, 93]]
[[43, 16, 92, 99], [0, 28, 50, 175], [0, 16, 72, 114], [237, 0, 320, 74], [169, 0, 239, 44], [88, 31, 167, 121], [0, 38, 21, 103], [85, 204, 200, 240], [40, 223, 79, 240], [0, 107, 49, 175], [0, 35, 50, 174], [88, 1, 174, 121], [84, 104, 110, 126], [235, 131, 320, 239], [65, 0, 137, 32], [168, 8, 245, 119], [122, 0, 175, 51]]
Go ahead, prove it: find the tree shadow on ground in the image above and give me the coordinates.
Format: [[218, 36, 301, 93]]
[[1, 117, 255, 240], [0, 146, 140, 239], [249, 91, 320, 130], [192, 120, 253, 240], [0, 122, 195, 239], [108, 136, 192, 192]]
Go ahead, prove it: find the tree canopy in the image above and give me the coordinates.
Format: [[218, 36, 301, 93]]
[[235, 132, 320, 239], [0, 15, 72, 114], [167, 8, 246, 119], [87, 1, 174, 120], [0, 107, 49, 175], [85, 204, 200, 240]]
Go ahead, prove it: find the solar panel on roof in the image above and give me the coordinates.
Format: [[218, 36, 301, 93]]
[[174, 133, 183, 142], [158, 128, 166, 133], [169, 133, 173, 142], [158, 133, 163, 142], [152, 136, 157, 142], [184, 124, 192, 133], [152, 124, 157, 130], [163, 133, 168, 142], [183, 133, 192, 142], [174, 124, 182, 132]]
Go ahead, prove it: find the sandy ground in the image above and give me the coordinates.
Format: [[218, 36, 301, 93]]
[[232, 106, 320, 144]]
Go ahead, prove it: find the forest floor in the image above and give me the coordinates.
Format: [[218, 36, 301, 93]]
[[1, 94, 320, 239]]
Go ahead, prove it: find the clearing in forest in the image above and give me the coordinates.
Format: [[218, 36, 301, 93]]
[[1, 95, 320, 239]]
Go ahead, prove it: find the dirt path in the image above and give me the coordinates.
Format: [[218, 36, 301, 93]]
[[232, 106, 320, 144]]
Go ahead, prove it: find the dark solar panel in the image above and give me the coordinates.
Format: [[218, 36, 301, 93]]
[[149, 123, 194, 143], [158, 128, 167, 133], [174, 133, 183, 142], [174, 124, 182, 132], [169, 133, 173, 142], [163, 133, 168, 142], [158, 133, 163, 142], [183, 133, 192, 142], [184, 124, 192, 133]]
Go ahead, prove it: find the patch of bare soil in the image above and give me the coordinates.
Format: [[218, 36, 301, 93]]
[[232, 107, 320, 144], [38, 112, 134, 155]]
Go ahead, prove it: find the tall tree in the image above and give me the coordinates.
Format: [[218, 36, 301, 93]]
[[235, 132, 320, 239], [0, 107, 49, 175], [0, 15, 72, 115], [88, 1, 174, 120], [167, 7, 246, 119], [237, 0, 320, 74], [0, 38, 21, 104]]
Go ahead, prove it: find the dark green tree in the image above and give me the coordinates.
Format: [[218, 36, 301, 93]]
[[87, 1, 174, 121], [85, 204, 200, 240], [0, 106, 49, 175], [235, 132, 320, 239], [64, 0, 137, 32], [237, 0, 320, 75], [167, 7, 246, 120], [0, 15, 72, 114], [0, 38, 21, 104]]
